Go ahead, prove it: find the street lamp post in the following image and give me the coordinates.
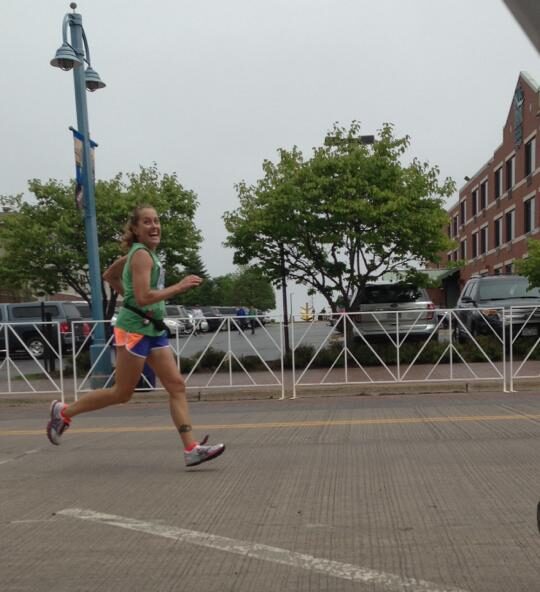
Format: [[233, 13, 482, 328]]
[[51, 3, 110, 383], [279, 243, 291, 355]]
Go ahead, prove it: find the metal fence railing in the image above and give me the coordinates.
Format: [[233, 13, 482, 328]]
[[289, 309, 507, 397], [3, 307, 540, 399], [0, 321, 64, 397]]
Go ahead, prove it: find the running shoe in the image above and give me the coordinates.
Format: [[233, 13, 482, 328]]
[[46, 400, 71, 445], [184, 440, 225, 467]]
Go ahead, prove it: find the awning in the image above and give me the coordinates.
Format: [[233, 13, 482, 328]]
[[380, 268, 460, 284], [421, 268, 460, 282]]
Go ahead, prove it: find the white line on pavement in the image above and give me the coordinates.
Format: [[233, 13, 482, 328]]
[[58, 508, 469, 592], [0, 448, 40, 465]]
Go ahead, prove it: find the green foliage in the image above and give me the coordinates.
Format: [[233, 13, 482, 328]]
[[229, 267, 275, 309], [515, 239, 540, 287], [0, 165, 201, 318], [175, 266, 276, 310], [224, 121, 455, 311]]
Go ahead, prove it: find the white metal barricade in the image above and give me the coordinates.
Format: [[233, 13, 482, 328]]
[[2, 309, 534, 399], [509, 305, 540, 392], [290, 309, 507, 397], [0, 322, 64, 397], [73, 315, 285, 400]]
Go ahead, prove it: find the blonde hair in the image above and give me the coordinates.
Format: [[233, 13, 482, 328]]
[[120, 204, 156, 252]]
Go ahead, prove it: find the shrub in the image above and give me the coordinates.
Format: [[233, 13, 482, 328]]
[[455, 336, 503, 363]]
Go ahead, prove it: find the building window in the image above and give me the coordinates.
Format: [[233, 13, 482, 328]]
[[453, 215, 458, 236], [480, 180, 488, 210], [472, 231, 478, 258], [453, 250, 458, 262], [494, 217, 502, 247], [460, 239, 467, 260], [460, 200, 466, 225], [505, 209, 515, 242], [525, 137, 536, 176], [471, 190, 478, 216], [494, 266, 501, 276], [524, 196, 536, 234], [505, 262, 513, 274], [480, 226, 488, 254], [494, 167, 502, 198], [505, 156, 515, 190]]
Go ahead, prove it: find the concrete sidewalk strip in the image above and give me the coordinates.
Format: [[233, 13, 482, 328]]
[[57, 508, 470, 592]]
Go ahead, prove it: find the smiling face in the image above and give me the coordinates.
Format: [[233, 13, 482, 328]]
[[132, 207, 161, 250]]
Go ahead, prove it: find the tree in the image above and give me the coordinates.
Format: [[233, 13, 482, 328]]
[[174, 267, 276, 310], [515, 239, 540, 286], [0, 165, 202, 318], [230, 267, 275, 310], [224, 122, 455, 311]]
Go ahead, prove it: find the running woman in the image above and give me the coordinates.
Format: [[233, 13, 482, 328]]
[[46, 204, 225, 468]]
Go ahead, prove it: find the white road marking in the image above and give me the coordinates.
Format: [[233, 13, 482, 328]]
[[0, 448, 40, 465], [58, 508, 469, 592], [11, 519, 55, 524]]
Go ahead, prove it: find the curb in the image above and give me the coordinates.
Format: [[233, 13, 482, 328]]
[[1, 378, 539, 407]]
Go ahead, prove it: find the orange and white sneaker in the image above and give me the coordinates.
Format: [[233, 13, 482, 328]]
[[46, 400, 71, 445], [184, 438, 225, 467]]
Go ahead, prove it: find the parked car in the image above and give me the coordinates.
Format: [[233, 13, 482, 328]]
[[455, 274, 540, 340], [216, 306, 249, 330], [111, 305, 185, 335], [349, 283, 437, 339], [164, 304, 195, 333], [187, 308, 209, 333], [216, 306, 237, 318], [71, 301, 91, 319], [199, 306, 225, 332], [165, 305, 189, 335], [0, 301, 88, 358], [260, 310, 273, 324]]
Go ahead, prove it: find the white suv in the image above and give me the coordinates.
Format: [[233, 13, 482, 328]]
[[350, 283, 437, 340]]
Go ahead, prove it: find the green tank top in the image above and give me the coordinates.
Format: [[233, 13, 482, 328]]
[[115, 243, 166, 336]]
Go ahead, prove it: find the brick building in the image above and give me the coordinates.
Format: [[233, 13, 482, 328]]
[[444, 71, 539, 292]]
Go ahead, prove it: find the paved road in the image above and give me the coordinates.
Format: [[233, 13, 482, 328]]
[[1, 391, 539, 592], [171, 320, 335, 361]]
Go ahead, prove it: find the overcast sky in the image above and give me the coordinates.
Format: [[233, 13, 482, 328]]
[[2, 0, 540, 314]]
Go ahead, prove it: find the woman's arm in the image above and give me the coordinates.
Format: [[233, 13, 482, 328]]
[[131, 250, 203, 307], [103, 256, 127, 296]]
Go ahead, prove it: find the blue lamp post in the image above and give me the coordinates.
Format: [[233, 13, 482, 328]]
[[51, 3, 110, 382]]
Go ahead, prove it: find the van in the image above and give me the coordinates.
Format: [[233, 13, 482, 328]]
[[0, 301, 88, 358]]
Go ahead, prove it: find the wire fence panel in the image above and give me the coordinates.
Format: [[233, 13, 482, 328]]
[[0, 322, 64, 397], [509, 305, 540, 391], [290, 310, 507, 396], [172, 315, 285, 397], [73, 315, 285, 400], [8, 306, 540, 399]]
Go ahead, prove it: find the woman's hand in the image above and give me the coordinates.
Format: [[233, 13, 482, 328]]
[[176, 275, 203, 294], [103, 256, 128, 296]]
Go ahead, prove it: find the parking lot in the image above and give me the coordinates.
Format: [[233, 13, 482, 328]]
[[1, 391, 540, 592]]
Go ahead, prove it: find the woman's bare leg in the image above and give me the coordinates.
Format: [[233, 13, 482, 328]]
[[146, 347, 196, 449], [64, 347, 145, 419]]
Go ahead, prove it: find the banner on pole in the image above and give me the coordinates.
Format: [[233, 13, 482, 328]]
[[71, 127, 98, 210]]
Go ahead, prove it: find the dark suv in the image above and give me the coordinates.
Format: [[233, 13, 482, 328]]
[[455, 275, 540, 340], [0, 301, 88, 358]]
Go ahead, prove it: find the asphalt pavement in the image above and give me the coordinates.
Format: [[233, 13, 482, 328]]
[[1, 391, 540, 592]]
